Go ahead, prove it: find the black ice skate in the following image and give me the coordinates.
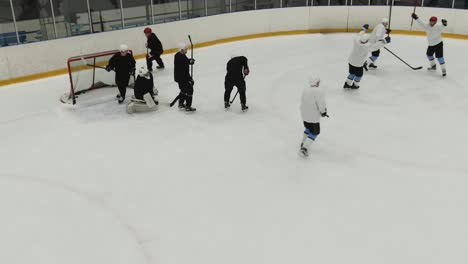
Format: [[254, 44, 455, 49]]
[[363, 62, 368, 71], [224, 101, 231, 109], [343, 82, 353, 89], [156, 66, 165, 69], [442, 69, 447, 77], [116, 94, 122, 99], [178, 103, 186, 109], [241, 104, 249, 112], [118, 97, 125, 104], [300, 147, 309, 158], [368, 63, 377, 69], [428, 65, 437, 71], [185, 106, 197, 112]]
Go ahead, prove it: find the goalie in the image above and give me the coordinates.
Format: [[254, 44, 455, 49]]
[[127, 67, 159, 114]]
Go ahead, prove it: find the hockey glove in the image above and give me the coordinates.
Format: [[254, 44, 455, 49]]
[[189, 79, 195, 86], [386, 29, 392, 34], [189, 59, 195, 65], [385, 36, 391, 44], [411, 13, 418, 20], [442, 19, 447, 26], [105, 65, 112, 72], [321, 112, 329, 118], [244, 68, 250, 76], [362, 24, 369, 30]]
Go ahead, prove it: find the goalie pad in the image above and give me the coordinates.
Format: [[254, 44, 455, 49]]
[[126, 93, 158, 114]]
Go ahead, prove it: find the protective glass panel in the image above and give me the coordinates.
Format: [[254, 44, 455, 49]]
[[122, 0, 152, 28], [154, 0, 182, 23], [55, 0, 91, 38], [0, 0, 17, 46], [283, 0, 307, 7], [230, 0, 256, 11], [88, 0, 122, 32], [12, 0, 57, 43]]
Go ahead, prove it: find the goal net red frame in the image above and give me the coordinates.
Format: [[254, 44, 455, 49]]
[[61, 50, 134, 105]]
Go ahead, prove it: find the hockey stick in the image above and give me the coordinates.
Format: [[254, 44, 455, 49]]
[[87, 64, 107, 70], [388, 0, 394, 30], [410, 3, 417, 30], [230, 91, 238, 104], [188, 35, 194, 79], [384, 47, 422, 70]]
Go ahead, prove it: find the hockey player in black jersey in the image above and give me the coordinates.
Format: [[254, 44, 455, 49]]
[[127, 66, 158, 114], [144, 27, 165, 71], [224, 55, 250, 111], [106, 44, 136, 103], [174, 42, 196, 112]]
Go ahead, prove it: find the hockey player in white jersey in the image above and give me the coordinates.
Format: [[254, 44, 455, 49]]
[[412, 13, 448, 76], [299, 77, 328, 158], [367, 18, 391, 69], [344, 25, 381, 89]]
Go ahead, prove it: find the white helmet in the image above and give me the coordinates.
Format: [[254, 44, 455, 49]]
[[309, 77, 320, 87], [382, 18, 389, 25], [178, 42, 187, 51], [138, 66, 150, 78], [360, 34, 370, 43], [119, 44, 129, 52]]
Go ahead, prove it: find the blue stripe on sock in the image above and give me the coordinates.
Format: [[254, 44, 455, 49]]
[[354, 76, 362, 81], [370, 56, 379, 62], [305, 129, 317, 140], [427, 55, 435, 61], [347, 74, 355, 80], [437, 57, 445, 64]]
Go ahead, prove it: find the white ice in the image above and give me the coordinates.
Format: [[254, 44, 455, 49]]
[[1, 34, 468, 264]]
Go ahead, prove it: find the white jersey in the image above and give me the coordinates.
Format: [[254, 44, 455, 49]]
[[348, 31, 379, 67], [370, 23, 388, 52], [415, 19, 446, 46], [300, 85, 326, 123]]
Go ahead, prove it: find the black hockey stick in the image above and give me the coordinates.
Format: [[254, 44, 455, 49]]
[[188, 35, 194, 79], [87, 64, 107, 70], [410, 1, 418, 30], [169, 94, 180, 107], [388, 0, 394, 30], [384, 47, 422, 70], [230, 91, 238, 104]]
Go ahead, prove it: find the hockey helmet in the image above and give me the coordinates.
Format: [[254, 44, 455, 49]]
[[144, 27, 152, 34], [138, 66, 150, 78], [430, 16, 438, 23], [119, 44, 129, 52], [381, 18, 389, 25], [309, 77, 320, 87], [178, 42, 187, 51]]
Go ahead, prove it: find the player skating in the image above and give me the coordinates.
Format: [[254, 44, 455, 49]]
[[411, 13, 448, 76], [174, 42, 196, 112], [127, 66, 158, 114], [300, 77, 328, 158], [105, 44, 136, 103], [366, 18, 391, 70], [144, 27, 165, 71], [344, 25, 381, 89], [224, 55, 250, 112]]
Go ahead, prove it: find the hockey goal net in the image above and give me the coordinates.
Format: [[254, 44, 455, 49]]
[[60, 50, 134, 105]]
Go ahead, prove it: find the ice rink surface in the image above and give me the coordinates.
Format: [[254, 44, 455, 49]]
[[1, 33, 468, 264]]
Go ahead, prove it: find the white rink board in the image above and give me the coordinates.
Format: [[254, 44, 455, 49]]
[[1, 6, 468, 81]]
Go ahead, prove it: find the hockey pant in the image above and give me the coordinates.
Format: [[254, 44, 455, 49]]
[[225, 79, 246, 105]]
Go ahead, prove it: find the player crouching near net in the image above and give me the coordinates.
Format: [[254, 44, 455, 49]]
[[127, 66, 159, 114], [344, 24, 382, 89], [299, 77, 328, 158], [412, 13, 448, 77], [105, 44, 136, 104]]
